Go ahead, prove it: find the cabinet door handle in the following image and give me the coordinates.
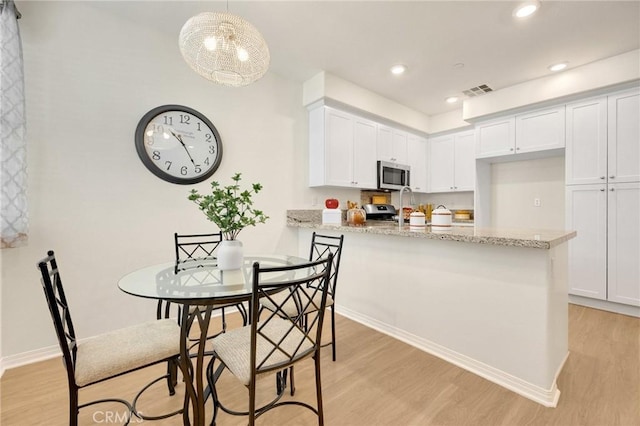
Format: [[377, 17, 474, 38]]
[[600, 189, 605, 192], [600, 176, 606, 179], [610, 188, 615, 192], [609, 175, 615, 179], [516, 147, 520, 151], [510, 148, 514, 151]]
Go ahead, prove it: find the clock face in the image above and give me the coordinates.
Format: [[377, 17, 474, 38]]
[[134, 105, 222, 184]]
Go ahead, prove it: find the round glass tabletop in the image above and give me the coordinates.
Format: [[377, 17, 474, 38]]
[[118, 254, 310, 304]]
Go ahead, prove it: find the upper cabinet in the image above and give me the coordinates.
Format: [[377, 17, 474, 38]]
[[428, 130, 475, 193], [566, 88, 640, 185], [515, 106, 566, 153], [565, 97, 608, 185], [454, 131, 476, 191], [608, 89, 640, 183], [407, 134, 427, 193], [308, 106, 377, 189], [352, 117, 379, 189], [475, 117, 515, 158], [377, 125, 408, 164], [475, 106, 565, 160]]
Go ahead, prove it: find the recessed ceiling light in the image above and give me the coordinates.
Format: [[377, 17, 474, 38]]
[[548, 62, 568, 72], [390, 64, 407, 75], [513, 0, 540, 18], [445, 96, 459, 104]]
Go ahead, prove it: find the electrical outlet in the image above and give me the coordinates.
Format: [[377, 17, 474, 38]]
[[311, 197, 318, 207], [534, 198, 541, 207]]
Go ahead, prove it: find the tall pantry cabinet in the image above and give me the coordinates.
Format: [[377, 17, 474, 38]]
[[565, 88, 640, 307]]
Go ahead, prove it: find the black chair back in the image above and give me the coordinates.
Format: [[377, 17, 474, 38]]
[[158, 231, 224, 320], [250, 254, 333, 376], [161, 231, 248, 329], [37, 250, 77, 387], [174, 231, 223, 274], [308, 232, 344, 297]]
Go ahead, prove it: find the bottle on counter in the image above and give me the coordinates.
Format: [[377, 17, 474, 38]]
[[425, 203, 433, 221]]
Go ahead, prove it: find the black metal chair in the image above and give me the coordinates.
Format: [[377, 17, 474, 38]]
[[207, 254, 333, 426], [157, 232, 248, 331], [36, 250, 182, 426], [262, 232, 344, 361]]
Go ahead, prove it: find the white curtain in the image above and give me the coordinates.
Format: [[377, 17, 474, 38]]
[[0, 0, 27, 248]]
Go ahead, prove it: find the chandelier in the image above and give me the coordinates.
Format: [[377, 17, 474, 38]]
[[179, 12, 270, 87]]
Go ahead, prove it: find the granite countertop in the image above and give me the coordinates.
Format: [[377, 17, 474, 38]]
[[287, 210, 576, 249]]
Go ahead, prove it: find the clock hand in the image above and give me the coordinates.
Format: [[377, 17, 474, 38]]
[[169, 130, 197, 166]]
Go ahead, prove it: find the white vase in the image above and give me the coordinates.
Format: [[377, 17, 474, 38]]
[[217, 240, 244, 270]]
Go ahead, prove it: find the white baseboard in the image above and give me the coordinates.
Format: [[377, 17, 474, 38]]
[[1, 344, 61, 377], [336, 305, 563, 407], [569, 296, 640, 317]]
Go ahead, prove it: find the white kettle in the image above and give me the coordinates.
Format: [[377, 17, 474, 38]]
[[431, 205, 452, 229]]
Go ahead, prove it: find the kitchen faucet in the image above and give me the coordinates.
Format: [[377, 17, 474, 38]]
[[398, 186, 414, 230]]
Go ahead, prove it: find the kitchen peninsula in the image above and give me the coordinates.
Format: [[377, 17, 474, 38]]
[[287, 210, 576, 407]]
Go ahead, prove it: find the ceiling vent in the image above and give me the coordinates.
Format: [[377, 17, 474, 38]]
[[463, 84, 493, 97]]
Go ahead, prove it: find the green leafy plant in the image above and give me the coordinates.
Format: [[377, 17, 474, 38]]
[[188, 173, 269, 241]]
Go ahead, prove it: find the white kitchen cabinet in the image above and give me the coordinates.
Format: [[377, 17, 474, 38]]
[[407, 134, 427, 192], [308, 106, 377, 189], [515, 106, 565, 153], [565, 97, 608, 185], [608, 89, 640, 183], [377, 125, 408, 164], [565, 89, 640, 308], [476, 106, 565, 159], [352, 117, 379, 189], [566, 181, 640, 307], [566, 184, 608, 300], [428, 130, 475, 192], [566, 88, 640, 185], [453, 131, 476, 191], [607, 182, 640, 306], [475, 117, 515, 158]]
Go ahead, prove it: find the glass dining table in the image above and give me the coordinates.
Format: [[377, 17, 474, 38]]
[[118, 254, 312, 426]]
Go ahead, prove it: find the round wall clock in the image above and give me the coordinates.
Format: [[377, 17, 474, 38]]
[[134, 105, 223, 184]]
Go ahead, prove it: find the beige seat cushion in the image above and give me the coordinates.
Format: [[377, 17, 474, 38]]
[[212, 318, 314, 386], [261, 289, 333, 317], [75, 319, 180, 387]]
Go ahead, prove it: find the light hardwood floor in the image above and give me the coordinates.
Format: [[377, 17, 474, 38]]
[[1, 304, 638, 425]]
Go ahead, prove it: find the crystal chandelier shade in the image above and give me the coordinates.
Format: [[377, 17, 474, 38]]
[[179, 12, 270, 87]]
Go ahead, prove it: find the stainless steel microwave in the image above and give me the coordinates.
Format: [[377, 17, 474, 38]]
[[377, 161, 411, 191]]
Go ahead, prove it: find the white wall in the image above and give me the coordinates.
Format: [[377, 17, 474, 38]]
[[0, 1, 315, 361], [464, 50, 640, 121], [490, 157, 565, 230], [303, 71, 430, 134]]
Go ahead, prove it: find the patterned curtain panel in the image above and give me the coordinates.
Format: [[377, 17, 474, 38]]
[[0, 0, 27, 248]]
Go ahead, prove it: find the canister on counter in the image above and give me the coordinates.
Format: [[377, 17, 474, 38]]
[[409, 211, 426, 231], [431, 205, 452, 229]]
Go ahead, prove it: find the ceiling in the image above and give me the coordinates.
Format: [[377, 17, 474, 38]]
[[89, 0, 639, 116]]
